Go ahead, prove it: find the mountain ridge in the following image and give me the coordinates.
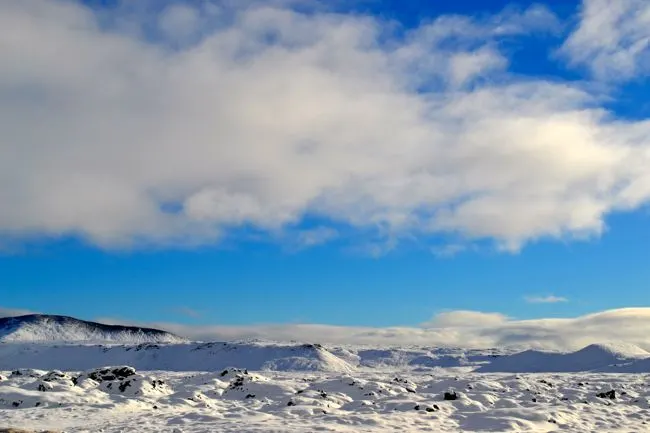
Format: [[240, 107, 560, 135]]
[[0, 314, 185, 344]]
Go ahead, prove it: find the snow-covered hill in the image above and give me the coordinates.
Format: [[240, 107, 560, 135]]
[[478, 343, 650, 373], [0, 341, 357, 373], [0, 315, 185, 344], [3, 340, 649, 374]]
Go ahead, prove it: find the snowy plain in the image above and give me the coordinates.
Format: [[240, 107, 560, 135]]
[[2, 341, 650, 432], [2, 316, 650, 432]]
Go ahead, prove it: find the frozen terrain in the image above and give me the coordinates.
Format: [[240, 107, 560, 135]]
[[2, 316, 650, 432], [2, 365, 650, 432]]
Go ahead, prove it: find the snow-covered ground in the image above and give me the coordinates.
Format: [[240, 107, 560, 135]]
[[2, 366, 650, 432], [3, 317, 650, 431], [2, 341, 650, 432]]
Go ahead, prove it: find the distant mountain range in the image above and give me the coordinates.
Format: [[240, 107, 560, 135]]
[[0, 314, 185, 343]]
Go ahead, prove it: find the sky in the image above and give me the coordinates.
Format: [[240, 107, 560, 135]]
[[1, 0, 650, 346]]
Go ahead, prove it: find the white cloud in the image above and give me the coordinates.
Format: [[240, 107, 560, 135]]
[[1, 1, 650, 252], [525, 295, 568, 304], [561, 0, 650, 81], [422, 310, 509, 328], [98, 308, 650, 351]]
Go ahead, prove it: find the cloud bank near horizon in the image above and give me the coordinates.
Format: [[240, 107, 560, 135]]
[[1, 0, 650, 253], [3, 306, 646, 352]]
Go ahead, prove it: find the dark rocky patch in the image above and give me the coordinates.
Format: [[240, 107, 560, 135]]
[[443, 391, 458, 401], [87, 366, 136, 383], [118, 380, 132, 393], [597, 390, 616, 400]]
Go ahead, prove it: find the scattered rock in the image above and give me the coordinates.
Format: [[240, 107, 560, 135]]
[[38, 383, 53, 392], [87, 366, 136, 383], [41, 371, 72, 383], [443, 391, 458, 401], [10, 369, 42, 378], [597, 390, 616, 400]]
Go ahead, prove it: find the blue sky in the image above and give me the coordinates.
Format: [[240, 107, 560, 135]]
[[1, 0, 650, 332]]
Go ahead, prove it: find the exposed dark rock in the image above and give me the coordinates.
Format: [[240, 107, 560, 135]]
[[443, 391, 458, 401], [597, 390, 616, 400], [87, 366, 136, 383], [42, 371, 70, 382], [118, 380, 132, 393]]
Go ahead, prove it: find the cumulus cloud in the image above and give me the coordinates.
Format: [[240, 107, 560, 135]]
[[524, 295, 568, 304], [1, 0, 650, 252], [98, 308, 650, 351], [561, 0, 650, 81]]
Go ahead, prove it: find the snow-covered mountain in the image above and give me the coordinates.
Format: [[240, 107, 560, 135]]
[[0, 314, 185, 344]]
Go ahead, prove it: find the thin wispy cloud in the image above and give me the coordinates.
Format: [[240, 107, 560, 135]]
[[296, 227, 338, 247], [422, 310, 509, 328], [525, 295, 569, 304], [431, 243, 468, 258], [561, 0, 650, 81], [175, 307, 204, 319]]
